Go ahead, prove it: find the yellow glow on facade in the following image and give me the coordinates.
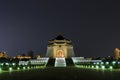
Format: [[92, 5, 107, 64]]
[[114, 48, 120, 60]]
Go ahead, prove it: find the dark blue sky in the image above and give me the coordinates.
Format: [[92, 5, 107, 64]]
[[0, 0, 120, 57]]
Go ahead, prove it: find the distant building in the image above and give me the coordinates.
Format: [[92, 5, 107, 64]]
[[114, 48, 120, 60], [46, 35, 75, 58], [36, 54, 41, 59], [13, 54, 31, 60], [0, 52, 8, 58]]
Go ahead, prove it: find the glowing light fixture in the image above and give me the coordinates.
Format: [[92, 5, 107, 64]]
[[5, 63, 9, 65], [92, 66, 94, 68], [1, 63, 3, 66], [27, 67, 30, 69], [23, 67, 26, 70], [106, 62, 109, 64], [96, 65, 99, 69], [17, 67, 20, 70], [12, 63, 15, 66], [101, 62, 104, 64], [112, 61, 116, 64], [118, 62, 120, 64], [93, 62, 96, 64], [9, 67, 12, 71], [109, 66, 113, 69], [101, 66, 105, 69], [97, 62, 99, 65]]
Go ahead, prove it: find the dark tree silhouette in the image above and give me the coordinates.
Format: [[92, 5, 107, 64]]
[[27, 50, 34, 58]]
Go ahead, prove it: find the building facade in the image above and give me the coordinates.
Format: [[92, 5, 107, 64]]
[[0, 52, 8, 58], [114, 48, 120, 60], [46, 35, 75, 58]]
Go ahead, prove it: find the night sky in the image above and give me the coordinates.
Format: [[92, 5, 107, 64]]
[[0, 0, 120, 57]]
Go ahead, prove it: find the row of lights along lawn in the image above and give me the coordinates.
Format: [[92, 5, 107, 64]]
[[75, 61, 120, 70], [76, 65, 112, 70], [0, 66, 44, 72], [0, 62, 45, 72]]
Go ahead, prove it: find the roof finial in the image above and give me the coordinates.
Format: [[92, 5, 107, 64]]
[[57, 32, 62, 36]]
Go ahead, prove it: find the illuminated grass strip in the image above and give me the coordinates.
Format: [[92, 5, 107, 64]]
[[0, 65, 46, 74], [75, 64, 115, 71], [0, 68, 2, 72]]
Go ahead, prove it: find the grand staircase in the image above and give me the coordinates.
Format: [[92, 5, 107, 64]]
[[46, 58, 74, 67], [54, 58, 66, 67]]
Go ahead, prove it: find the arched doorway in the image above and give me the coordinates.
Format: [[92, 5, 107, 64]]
[[56, 50, 65, 58]]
